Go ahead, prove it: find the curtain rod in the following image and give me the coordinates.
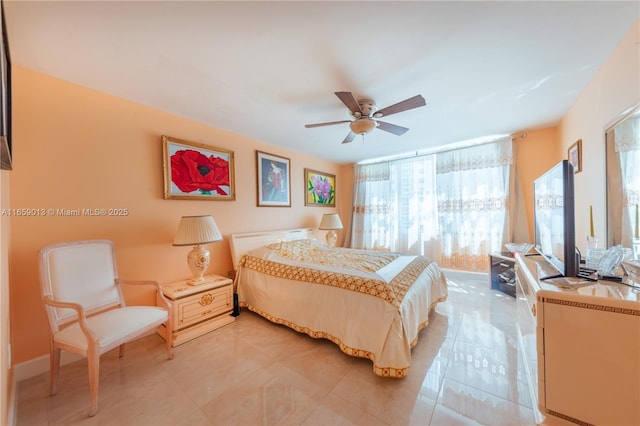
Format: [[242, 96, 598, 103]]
[[357, 133, 525, 166], [512, 133, 528, 140]]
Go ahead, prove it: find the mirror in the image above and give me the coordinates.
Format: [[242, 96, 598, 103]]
[[605, 104, 640, 248]]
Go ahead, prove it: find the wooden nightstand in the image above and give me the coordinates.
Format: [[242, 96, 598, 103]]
[[157, 274, 235, 347]]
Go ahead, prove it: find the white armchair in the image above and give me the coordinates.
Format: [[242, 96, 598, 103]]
[[39, 240, 174, 417]]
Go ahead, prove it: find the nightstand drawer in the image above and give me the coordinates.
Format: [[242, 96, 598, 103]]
[[174, 285, 232, 329]]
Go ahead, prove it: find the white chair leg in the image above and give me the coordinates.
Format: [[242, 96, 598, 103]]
[[87, 349, 100, 417]]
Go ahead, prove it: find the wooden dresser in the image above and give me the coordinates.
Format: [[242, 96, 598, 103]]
[[157, 274, 235, 347], [515, 254, 640, 425]]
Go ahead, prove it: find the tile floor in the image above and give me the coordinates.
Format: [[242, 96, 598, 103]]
[[16, 278, 536, 425]]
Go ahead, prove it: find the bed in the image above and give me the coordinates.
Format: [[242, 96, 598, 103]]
[[230, 228, 448, 378]]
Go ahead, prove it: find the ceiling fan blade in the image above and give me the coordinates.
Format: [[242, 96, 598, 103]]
[[335, 92, 362, 115], [375, 95, 426, 118], [341, 132, 356, 144], [305, 120, 351, 128], [377, 121, 410, 136]]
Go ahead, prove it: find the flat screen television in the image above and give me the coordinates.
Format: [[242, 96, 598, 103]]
[[533, 160, 578, 278]]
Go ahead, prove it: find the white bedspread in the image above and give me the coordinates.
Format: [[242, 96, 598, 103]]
[[235, 239, 448, 377]]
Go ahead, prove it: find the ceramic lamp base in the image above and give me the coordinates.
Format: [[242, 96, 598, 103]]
[[186, 245, 211, 286], [325, 230, 337, 247]]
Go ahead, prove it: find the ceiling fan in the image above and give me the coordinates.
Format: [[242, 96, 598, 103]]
[[305, 91, 426, 144]]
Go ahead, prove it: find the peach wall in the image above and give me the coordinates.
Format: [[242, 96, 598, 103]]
[[9, 20, 637, 370], [559, 19, 640, 253], [9, 66, 353, 364], [1, 170, 11, 426], [513, 127, 561, 242]]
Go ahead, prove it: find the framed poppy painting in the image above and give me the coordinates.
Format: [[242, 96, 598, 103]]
[[305, 169, 336, 207], [162, 135, 235, 201], [256, 150, 291, 207]]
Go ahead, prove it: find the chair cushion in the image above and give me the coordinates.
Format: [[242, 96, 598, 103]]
[[54, 306, 168, 353]]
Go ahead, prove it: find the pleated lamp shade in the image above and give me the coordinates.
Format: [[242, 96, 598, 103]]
[[319, 213, 343, 230], [173, 215, 222, 246]]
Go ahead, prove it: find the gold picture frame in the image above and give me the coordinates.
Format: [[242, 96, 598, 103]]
[[568, 139, 582, 174], [162, 135, 235, 201], [305, 168, 336, 207]]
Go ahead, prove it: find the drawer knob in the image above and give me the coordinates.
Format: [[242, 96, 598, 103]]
[[199, 294, 214, 306]]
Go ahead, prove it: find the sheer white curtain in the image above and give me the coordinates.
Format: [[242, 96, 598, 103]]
[[351, 155, 439, 255], [388, 155, 439, 255], [351, 138, 511, 271], [351, 162, 393, 250], [614, 111, 640, 246], [436, 138, 512, 271]]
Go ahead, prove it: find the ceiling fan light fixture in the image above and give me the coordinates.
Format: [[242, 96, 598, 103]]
[[350, 118, 377, 135], [305, 92, 426, 143]]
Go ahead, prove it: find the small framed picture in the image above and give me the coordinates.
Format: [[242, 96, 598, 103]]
[[162, 135, 235, 201], [568, 139, 582, 174], [256, 150, 291, 207], [305, 168, 336, 207]]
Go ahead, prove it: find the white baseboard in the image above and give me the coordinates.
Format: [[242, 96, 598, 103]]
[[14, 352, 83, 382]]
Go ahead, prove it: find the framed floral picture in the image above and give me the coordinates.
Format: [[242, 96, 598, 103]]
[[305, 168, 336, 207], [568, 139, 582, 174], [162, 135, 235, 201], [256, 150, 291, 207]]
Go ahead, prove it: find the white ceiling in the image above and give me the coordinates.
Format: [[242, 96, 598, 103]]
[[4, 1, 639, 164]]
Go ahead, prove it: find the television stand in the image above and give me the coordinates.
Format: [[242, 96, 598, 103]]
[[534, 256, 598, 282], [539, 269, 597, 282], [577, 267, 598, 281], [539, 273, 563, 281], [489, 253, 516, 297], [534, 257, 564, 281]]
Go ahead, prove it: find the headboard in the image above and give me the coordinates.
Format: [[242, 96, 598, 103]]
[[229, 228, 315, 270]]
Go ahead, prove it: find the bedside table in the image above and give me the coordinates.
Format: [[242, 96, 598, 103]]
[[157, 274, 235, 347]]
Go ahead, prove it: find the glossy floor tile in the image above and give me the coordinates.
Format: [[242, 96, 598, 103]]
[[16, 278, 536, 425]]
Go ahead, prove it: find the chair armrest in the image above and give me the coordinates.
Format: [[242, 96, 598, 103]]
[[116, 279, 161, 288], [42, 296, 97, 343], [116, 279, 172, 310], [42, 296, 84, 313]]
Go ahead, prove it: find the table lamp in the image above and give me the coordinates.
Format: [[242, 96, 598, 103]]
[[319, 213, 343, 247], [173, 215, 222, 285]]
